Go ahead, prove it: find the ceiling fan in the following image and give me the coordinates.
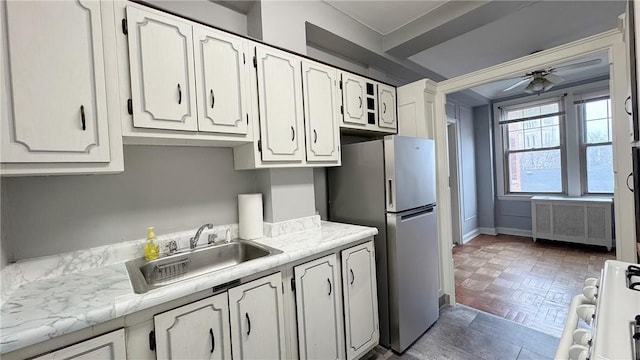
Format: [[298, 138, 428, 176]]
[[502, 58, 603, 94]]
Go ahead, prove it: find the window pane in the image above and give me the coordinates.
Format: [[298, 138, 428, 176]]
[[586, 145, 614, 193], [585, 99, 609, 120], [505, 116, 560, 151], [541, 126, 560, 147], [585, 119, 609, 143], [508, 150, 562, 193]]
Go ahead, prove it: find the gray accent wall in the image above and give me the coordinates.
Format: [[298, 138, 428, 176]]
[[457, 105, 479, 236], [257, 169, 316, 223], [1, 146, 258, 261], [472, 105, 496, 230]]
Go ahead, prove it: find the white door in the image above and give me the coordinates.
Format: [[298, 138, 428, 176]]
[[342, 242, 379, 360], [33, 329, 126, 360], [2, 0, 110, 163], [255, 45, 304, 162], [154, 293, 231, 360], [126, 6, 197, 131], [294, 254, 345, 360], [378, 84, 397, 130], [228, 273, 287, 359], [193, 26, 248, 134], [301, 61, 341, 163], [341, 73, 366, 125]]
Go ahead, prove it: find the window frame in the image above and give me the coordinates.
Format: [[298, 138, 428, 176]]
[[499, 97, 567, 196], [576, 90, 614, 195]]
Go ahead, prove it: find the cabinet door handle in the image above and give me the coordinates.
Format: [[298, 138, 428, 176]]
[[383, 103, 387, 114], [313, 129, 317, 143], [628, 172, 634, 192], [358, 96, 362, 108], [209, 328, 215, 353], [328, 278, 332, 295], [245, 312, 251, 336], [177, 83, 182, 104], [291, 126, 295, 141], [211, 89, 215, 109], [350, 269, 354, 285], [626, 96, 632, 115], [80, 105, 86, 131]]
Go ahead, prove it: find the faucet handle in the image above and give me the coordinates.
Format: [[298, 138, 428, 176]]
[[208, 233, 218, 245]]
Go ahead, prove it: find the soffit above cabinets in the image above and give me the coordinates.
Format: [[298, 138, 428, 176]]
[[323, 0, 447, 35]]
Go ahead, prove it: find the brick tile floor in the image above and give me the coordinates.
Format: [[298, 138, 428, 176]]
[[453, 234, 615, 338]]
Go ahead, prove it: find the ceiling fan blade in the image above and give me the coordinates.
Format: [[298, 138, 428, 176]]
[[545, 73, 565, 84], [552, 58, 602, 72], [503, 77, 531, 92]]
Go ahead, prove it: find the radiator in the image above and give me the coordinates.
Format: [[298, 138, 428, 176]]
[[531, 196, 613, 250]]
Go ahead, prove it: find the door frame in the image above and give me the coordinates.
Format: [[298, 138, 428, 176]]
[[446, 118, 463, 246], [432, 28, 631, 306]]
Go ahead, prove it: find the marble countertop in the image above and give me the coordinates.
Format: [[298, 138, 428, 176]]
[[0, 220, 377, 354]]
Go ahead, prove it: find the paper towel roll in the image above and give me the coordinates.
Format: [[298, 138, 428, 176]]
[[238, 193, 263, 240]]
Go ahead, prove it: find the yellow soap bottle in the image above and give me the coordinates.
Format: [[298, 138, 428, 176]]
[[144, 227, 160, 261]]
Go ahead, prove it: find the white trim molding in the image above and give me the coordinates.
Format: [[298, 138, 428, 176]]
[[496, 227, 533, 238], [478, 227, 498, 236], [462, 228, 480, 244]]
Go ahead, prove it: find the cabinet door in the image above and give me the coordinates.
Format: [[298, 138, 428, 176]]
[[378, 84, 397, 130], [33, 329, 126, 360], [301, 61, 341, 163], [294, 254, 345, 360], [154, 293, 231, 360], [341, 73, 367, 125], [126, 6, 197, 131], [193, 26, 248, 135], [2, 0, 110, 163], [342, 242, 380, 360], [229, 273, 287, 359], [255, 45, 305, 162]]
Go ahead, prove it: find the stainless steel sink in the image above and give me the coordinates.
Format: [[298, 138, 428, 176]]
[[125, 240, 282, 293]]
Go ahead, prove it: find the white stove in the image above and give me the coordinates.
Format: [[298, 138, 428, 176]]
[[555, 260, 640, 360]]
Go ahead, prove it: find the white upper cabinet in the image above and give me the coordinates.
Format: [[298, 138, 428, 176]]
[[154, 292, 232, 360], [301, 60, 341, 164], [294, 254, 345, 360], [341, 73, 367, 126], [126, 6, 198, 131], [228, 273, 287, 359], [193, 26, 248, 135], [255, 45, 305, 162], [378, 83, 397, 129], [2, 0, 111, 163], [342, 242, 380, 360]]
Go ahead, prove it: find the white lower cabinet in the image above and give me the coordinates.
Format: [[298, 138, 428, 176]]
[[33, 329, 126, 360], [228, 272, 287, 359], [294, 254, 345, 360], [154, 292, 231, 360], [341, 242, 380, 360]]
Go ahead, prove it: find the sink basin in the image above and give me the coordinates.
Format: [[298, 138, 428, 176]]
[[125, 240, 282, 293]]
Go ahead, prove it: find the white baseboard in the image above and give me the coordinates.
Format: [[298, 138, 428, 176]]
[[496, 227, 533, 238], [462, 228, 480, 244], [478, 227, 497, 236]]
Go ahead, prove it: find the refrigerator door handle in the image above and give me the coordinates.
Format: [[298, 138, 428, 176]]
[[388, 179, 393, 207], [400, 206, 435, 221]]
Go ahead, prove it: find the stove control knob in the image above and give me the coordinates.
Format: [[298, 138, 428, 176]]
[[576, 304, 596, 325], [584, 277, 599, 287], [569, 344, 589, 360], [572, 328, 592, 346], [582, 285, 598, 303]]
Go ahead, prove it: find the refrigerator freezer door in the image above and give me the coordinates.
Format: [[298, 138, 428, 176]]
[[384, 136, 436, 213], [387, 206, 439, 353]]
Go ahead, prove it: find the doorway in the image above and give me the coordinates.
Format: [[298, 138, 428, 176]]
[[447, 120, 462, 247]]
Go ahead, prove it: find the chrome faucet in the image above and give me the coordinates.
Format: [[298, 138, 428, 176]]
[[190, 223, 213, 249]]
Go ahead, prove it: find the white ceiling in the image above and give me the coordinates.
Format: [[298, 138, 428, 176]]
[[407, 1, 624, 80], [323, 0, 446, 35], [469, 52, 610, 100]]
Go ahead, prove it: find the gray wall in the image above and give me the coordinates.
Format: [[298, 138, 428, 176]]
[[146, 0, 248, 35], [495, 200, 532, 231], [472, 105, 495, 230], [257, 169, 316, 223], [2, 146, 258, 261]]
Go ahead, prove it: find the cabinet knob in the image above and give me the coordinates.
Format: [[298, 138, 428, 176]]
[[177, 83, 182, 104], [80, 105, 86, 131]]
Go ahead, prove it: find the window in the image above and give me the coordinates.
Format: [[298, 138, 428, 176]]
[[500, 99, 564, 194], [577, 94, 614, 194]]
